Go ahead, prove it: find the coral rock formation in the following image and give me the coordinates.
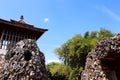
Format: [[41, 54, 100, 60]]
[[81, 34, 120, 80], [0, 39, 47, 80]]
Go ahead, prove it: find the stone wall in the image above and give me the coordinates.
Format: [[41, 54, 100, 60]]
[[0, 39, 47, 80], [81, 34, 120, 80]]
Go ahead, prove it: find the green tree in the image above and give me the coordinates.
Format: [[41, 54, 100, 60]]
[[84, 31, 89, 38], [54, 28, 115, 80], [46, 62, 71, 80], [90, 31, 98, 38], [55, 34, 95, 68], [98, 28, 115, 39]]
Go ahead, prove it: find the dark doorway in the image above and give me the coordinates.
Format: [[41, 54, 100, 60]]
[[101, 54, 120, 80]]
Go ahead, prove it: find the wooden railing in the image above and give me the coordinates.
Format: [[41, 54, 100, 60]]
[[0, 29, 37, 50]]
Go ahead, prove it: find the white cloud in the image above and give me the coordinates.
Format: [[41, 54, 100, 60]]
[[46, 59, 60, 64], [101, 6, 120, 22], [44, 18, 49, 22]]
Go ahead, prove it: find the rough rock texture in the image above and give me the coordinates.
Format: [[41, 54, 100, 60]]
[[81, 34, 120, 80], [0, 54, 5, 71], [0, 39, 47, 80]]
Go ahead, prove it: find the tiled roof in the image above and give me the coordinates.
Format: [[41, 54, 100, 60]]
[[0, 18, 48, 40]]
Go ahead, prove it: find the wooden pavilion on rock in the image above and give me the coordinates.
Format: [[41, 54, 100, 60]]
[[0, 16, 48, 53]]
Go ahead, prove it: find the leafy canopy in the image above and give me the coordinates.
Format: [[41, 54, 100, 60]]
[[53, 28, 115, 80]]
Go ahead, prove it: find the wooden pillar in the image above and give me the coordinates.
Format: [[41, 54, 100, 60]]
[[20, 32, 23, 40], [10, 31, 13, 48], [19, 32, 21, 40], [0, 29, 5, 49], [4, 30, 8, 49], [13, 31, 16, 45], [14, 31, 17, 43], [26, 32, 29, 39], [24, 32, 26, 39], [17, 32, 20, 42], [7, 31, 11, 50], [8, 31, 12, 45], [30, 35, 32, 39], [22, 33, 25, 40], [34, 34, 37, 40], [11, 31, 15, 46], [7, 31, 14, 50], [31, 34, 35, 40], [31, 34, 34, 39], [31, 35, 33, 39]]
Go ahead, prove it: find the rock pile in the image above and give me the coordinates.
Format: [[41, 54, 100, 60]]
[[81, 34, 120, 80], [0, 39, 47, 80], [0, 54, 5, 71]]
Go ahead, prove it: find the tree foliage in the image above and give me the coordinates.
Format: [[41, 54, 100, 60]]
[[46, 62, 71, 80], [54, 28, 115, 79], [98, 28, 115, 39]]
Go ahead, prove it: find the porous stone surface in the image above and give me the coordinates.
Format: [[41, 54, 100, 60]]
[[0, 54, 5, 71], [0, 39, 47, 80], [81, 34, 120, 80]]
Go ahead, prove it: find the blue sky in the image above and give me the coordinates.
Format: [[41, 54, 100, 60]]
[[0, 0, 120, 63]]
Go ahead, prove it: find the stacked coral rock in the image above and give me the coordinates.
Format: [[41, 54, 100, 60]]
[[0, 54, 5, 71], [0, 39, 47, 80], [81, 34, 120, 80]]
